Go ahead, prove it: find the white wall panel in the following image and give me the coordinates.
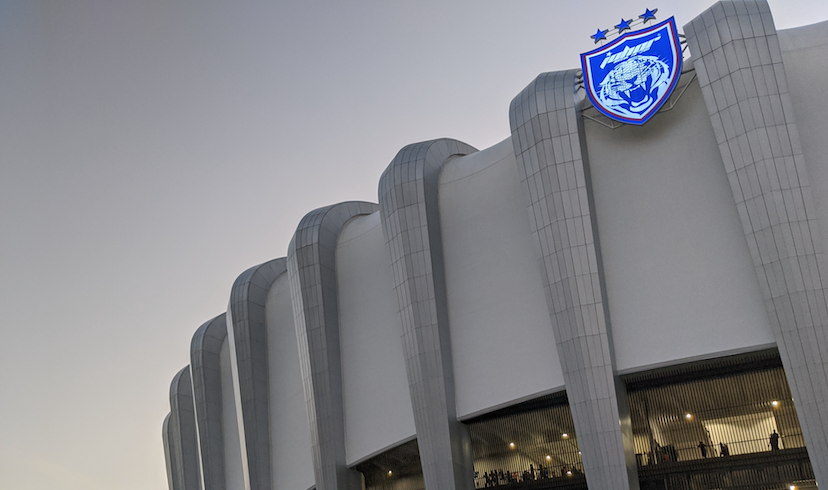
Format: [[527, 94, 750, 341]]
[[266, 274, 314, 490], [780, 21, 828, 278], [439, 137, 565, 419], [337, 212, 416, 464], [585, 81, 775, 373], [220, 339, 245, 490]]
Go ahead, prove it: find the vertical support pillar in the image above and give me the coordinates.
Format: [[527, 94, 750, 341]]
[[287, 201, 378, 490], [163, 413, 179, 490], [685, 1, 828, 483], [509, 70, 638, 490], [190, 314, 228, 490], [170, 366, 202, 490], [378, 139, 478, 490], [226, 258, 287, 490]]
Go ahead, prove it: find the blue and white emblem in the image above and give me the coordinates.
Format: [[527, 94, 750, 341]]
[[581, 17, 682, 125]]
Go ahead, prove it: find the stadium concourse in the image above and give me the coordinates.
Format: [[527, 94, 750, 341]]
[[163, 1, 828, 489]]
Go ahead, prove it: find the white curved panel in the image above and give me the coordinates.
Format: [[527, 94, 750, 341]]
[[220, 339, 245, 490], [439, 137, 565, 419], [585, 80, 775, 373], [337, 211, 416, 464], [266, 274, 314, 490]]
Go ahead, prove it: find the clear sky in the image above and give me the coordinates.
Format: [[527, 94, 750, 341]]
[[1, 1, 826, 489]]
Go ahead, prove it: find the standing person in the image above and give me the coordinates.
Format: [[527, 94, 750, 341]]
[[769, 430, 780, 451], [650, 437, 662, 465], [697, 441, 708, 458]]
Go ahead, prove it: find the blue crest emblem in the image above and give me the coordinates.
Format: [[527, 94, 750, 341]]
[[581, 17, 682, 125]]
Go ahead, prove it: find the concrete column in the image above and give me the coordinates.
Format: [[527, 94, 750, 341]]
[[170, 366, 202, 490], [287, 201, 378, 490], [509, 70, 638, 490], [190, 314, 228, 490], [378, 139, 478, 490], [227, 258, 287, 490], [163, 413, 179, 490], [686, 1, 828, 484]]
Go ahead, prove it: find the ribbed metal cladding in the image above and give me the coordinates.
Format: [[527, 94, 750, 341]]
[[226, 258, 287, 490], [287, 201, 379, 490], [378, 139, 478, 490], [685, 1, 828, 484], [169, 366, 201, 490], [508, 70, 638, 490], [190, 314, 228, 490]]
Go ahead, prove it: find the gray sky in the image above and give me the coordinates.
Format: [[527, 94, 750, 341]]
[[1, 1, 826, 489]]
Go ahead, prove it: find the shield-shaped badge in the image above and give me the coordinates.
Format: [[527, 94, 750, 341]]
[[581, 17, 682, 125]]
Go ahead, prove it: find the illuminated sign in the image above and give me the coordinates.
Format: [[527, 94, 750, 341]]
[[581, 16, 682, 125]]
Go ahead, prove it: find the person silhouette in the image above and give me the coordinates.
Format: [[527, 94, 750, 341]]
[[769, 430, 780, 451]]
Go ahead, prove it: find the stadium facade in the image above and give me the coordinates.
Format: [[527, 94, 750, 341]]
[[162, 1, 828, 489]]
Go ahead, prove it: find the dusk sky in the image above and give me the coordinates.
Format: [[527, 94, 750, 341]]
[[1, 1, 826, 489]]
